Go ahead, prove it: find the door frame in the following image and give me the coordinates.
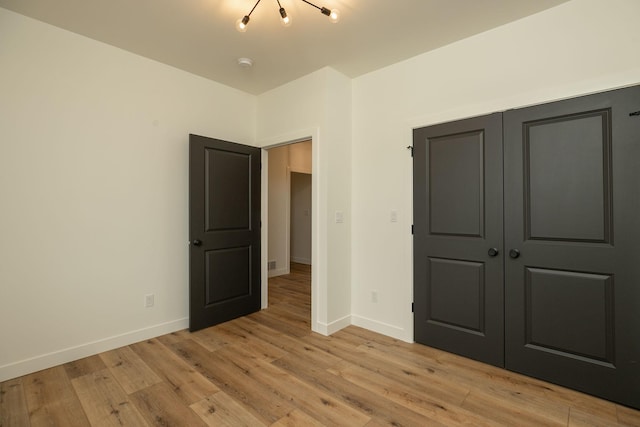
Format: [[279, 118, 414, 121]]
[[260, 128, 322, 333], [265, 142, 312, 278], [405, 85, 638, 344]]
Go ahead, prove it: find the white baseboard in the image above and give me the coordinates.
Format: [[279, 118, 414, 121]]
[[268, 267, 289, 278], [290, 256, 311, 265], [313, 314, 351, 336], [0, 317, 189, 382], [351, 314, 412, 343]]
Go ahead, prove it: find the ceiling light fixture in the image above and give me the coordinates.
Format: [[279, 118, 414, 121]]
[[236, 0, 340, 32]]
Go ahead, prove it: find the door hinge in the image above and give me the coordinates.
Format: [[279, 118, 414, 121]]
[[412, 302, 414, 313], [411, 224, 414, 234], [406, 145, 414, 157]]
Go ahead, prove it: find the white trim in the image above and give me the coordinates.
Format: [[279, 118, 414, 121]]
[[290, 257, 311, 265], [268, 267, 290, 278], [315, 314, 351, 336], [285, 166, 292, 275], [0, 318, 188, 382], [351, 314, 413, 343], [259, 127, 323, 335], [403, 122, 416, 343], [261, 149, 269, 309]]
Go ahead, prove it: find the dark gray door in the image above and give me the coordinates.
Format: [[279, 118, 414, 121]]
[[504, 86, 640, 409], [413, 113, 504, 366], [189, 134, 261, 332]]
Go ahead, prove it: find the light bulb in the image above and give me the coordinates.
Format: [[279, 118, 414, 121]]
[[329, 9, 340, 23], [279, 8, 291, 27], [320, 7, 340, 23], [236, 16, 250, 32]]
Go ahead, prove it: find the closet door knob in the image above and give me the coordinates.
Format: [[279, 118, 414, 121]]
[[488, 248, 499, 257], [192, 239, 202, 247], [509, 249, 520, 259]]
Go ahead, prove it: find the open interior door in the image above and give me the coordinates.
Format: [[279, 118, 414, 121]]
[[189, 134, 261, 332]]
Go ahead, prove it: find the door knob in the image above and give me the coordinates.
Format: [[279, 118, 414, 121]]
[[509, 249, 520, 259], [488, 248, 499, 257], [192, 239, 202, 247]]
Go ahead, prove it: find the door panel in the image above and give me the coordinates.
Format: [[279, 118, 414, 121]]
[[206, 149, 251, 231], [205, 247, 251, 305], [525, 110, 612, 242], [525, 267, 614, 365], [189, 134, 261, 332], [504, 85, 640, 409], [428, 258, 485, 333], [429, 131, 485, 237], [414, 113, 504, 367]]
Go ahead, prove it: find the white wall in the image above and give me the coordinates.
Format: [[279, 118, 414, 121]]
[[351, 0, 640, 342], [289, 142, 313, 265], [290, 173, 312, 265], [267, 145, 290, 277], [289, 140, 312, 174], [323, 70, 353, 324], [257, 67, 352, 334], [0, 8, 256, 381], [4, 0, 639, 382]]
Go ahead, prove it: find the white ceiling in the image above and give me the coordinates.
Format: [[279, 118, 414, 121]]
[[0, 0, 569, 95]]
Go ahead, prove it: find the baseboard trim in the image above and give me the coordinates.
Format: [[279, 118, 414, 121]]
[[290, 257, 311, 265], [314, 314, 351, 336], [351, 315, 412, 342], [0, 317, 189, 382], [268, 267, 290, 278]]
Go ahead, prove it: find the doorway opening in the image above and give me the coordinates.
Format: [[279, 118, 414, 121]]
[[264, 139, 313, 328]]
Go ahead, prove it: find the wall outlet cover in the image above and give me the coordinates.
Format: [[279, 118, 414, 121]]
[[144, 294, 155, 308]]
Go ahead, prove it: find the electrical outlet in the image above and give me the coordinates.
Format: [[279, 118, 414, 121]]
[[371, 290, 378, 303], [145, 294, 155, 308]]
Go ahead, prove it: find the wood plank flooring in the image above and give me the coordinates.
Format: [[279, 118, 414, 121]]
[[2, 262, 639, 426]]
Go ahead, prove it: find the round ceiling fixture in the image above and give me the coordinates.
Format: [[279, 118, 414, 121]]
[[237, 57, 253, 68]]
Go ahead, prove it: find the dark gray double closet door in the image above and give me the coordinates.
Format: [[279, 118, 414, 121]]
[[413, 85, 640, 409]]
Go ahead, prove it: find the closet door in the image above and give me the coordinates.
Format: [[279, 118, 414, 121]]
[[413, 113, 504, 367], [504, 85, 640, 409]]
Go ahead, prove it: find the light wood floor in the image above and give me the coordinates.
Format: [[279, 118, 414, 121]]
[[2, 263, 639, 426]]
